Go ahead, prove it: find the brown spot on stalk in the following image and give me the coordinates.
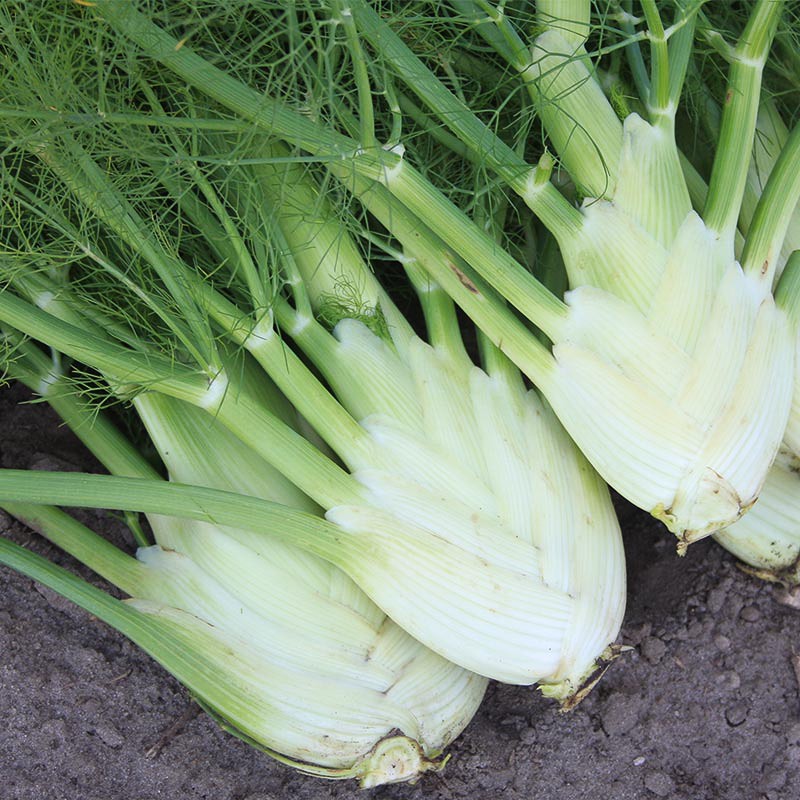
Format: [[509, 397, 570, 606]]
[[446, 256, 479, 294], [725, 89, 733, 105], [761, 259, 769, 276]]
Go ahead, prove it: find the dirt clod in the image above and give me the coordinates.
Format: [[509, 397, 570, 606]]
[[600, 692, 643, 736], [643, 770, 674, 796], [640, 637, 667, 664]]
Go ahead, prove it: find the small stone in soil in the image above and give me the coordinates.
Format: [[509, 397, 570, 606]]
[[713, 634, 731, 651], [725, 702, 749, 727], [739, 605, 761, 622], [707, 587, 728, 613]]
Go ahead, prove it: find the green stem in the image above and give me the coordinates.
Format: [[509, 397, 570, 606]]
[[453, 1, 622, 205], [403, 258, 471, 366], [249, 147, 383, 311], [0, 291, 204, 400], [240, 143, 417, 353], [346, 0, 539, 200], [775, 250, 800, 328], [449, 1, 530, 70], [334, 0, 377, 149], [665, 5, 698, 114], [361, 159, 568, 336], [618, 0, 650, 101], [641, 0, 670, 116], [352, 0, 588, 228], [233, 313, 377, 469], [535, 0, 591, 51], [703, 0, 785, 242], [2, 337, 158, 548], [397, 94, 473, 162], [0, 107, 257, 133], [741, 121, 800, 284], [1, 503, 147, 594], [0, 470, 345, 566]]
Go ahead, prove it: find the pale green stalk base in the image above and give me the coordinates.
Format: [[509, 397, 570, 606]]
[[0, 343, 488, 782], [0, 535, 461, 787], [540, 215, 795, 547], [104, 394, 491, 755], [713, 449, 800, 583], [0, 395, 490, 783]]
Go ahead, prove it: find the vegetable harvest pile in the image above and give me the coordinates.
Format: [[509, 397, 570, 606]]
[[0, 0, 798, 789]]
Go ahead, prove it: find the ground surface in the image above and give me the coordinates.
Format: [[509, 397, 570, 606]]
[[2, 380, 799, 800]]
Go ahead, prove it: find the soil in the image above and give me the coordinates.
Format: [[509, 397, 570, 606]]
[[2, 379, 799, 800]]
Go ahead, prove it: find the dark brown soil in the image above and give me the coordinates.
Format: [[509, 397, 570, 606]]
[[2, 380, 799, 800]]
